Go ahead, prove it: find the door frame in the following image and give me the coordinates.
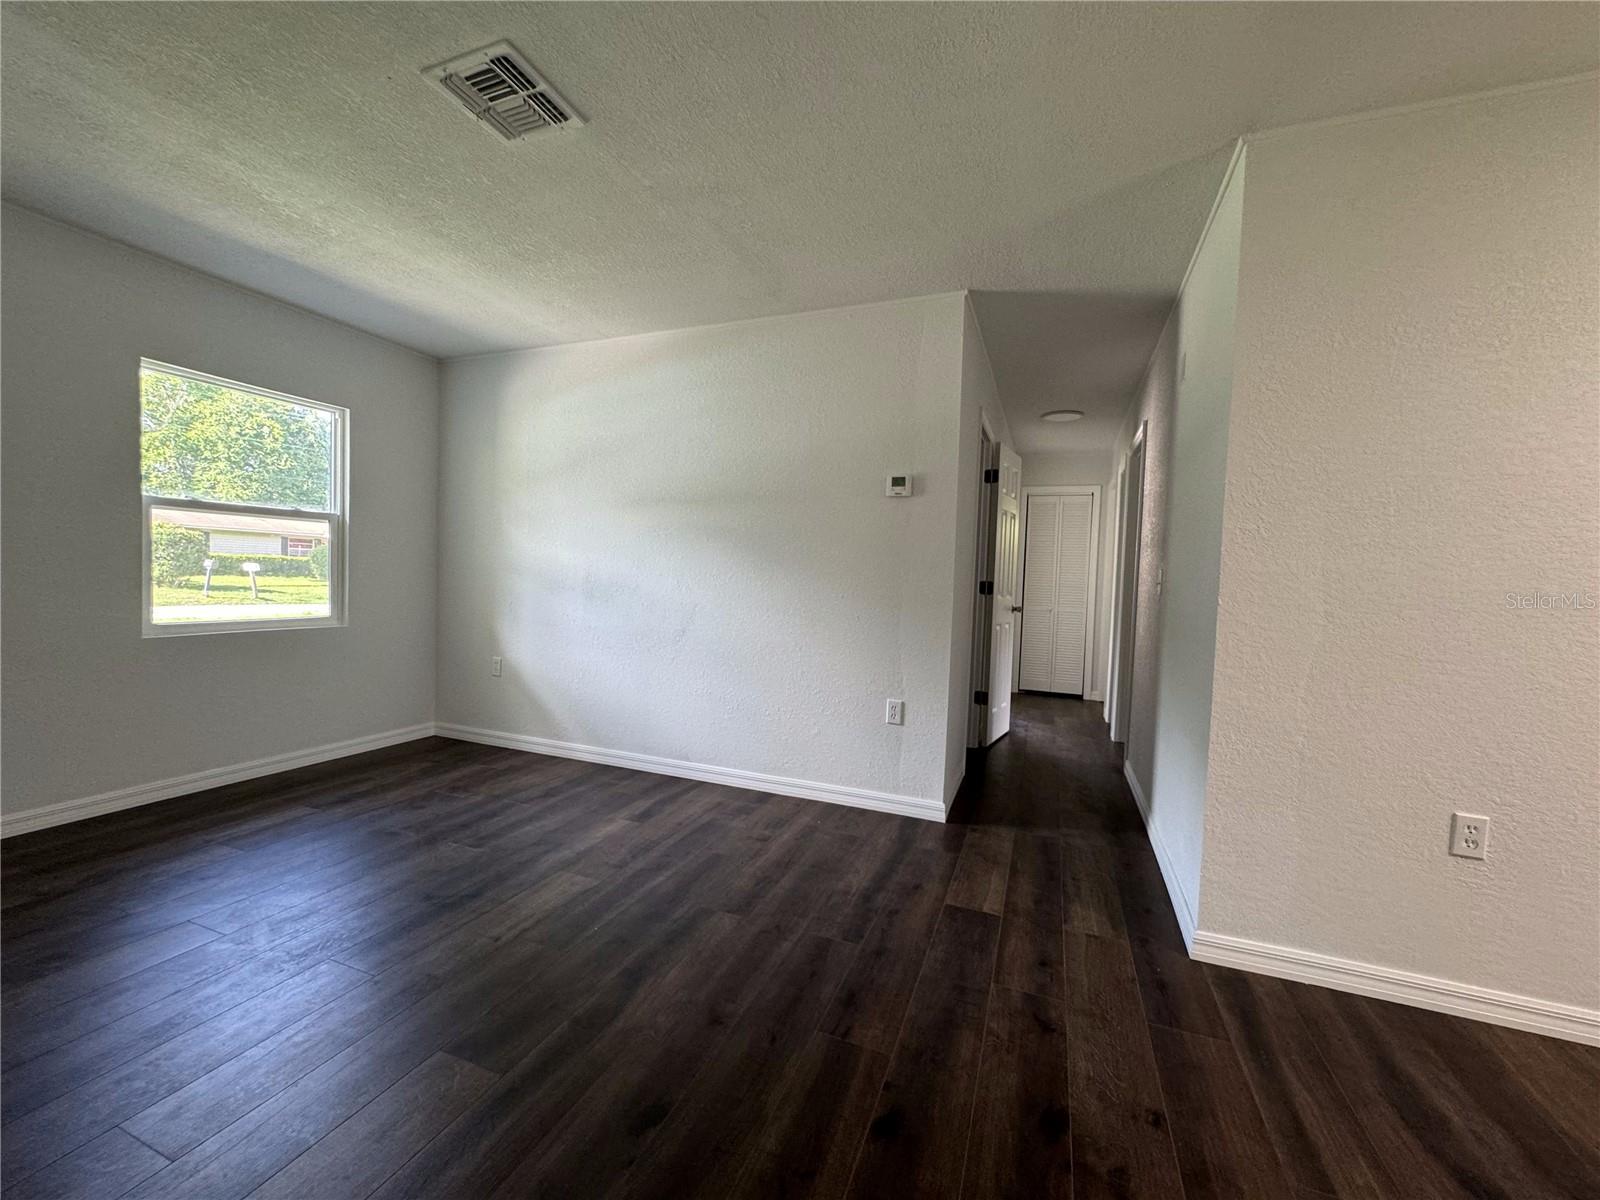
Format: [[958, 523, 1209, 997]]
[[966, 422, 1000, 748], [1018, 484, 1102, 697], [984, 442, 1022, 743], [1108, 421, 1148, 743], [1105, 457, 1128, 727]]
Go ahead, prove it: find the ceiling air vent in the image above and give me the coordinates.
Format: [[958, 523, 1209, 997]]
[[423, 41, 584, 141]]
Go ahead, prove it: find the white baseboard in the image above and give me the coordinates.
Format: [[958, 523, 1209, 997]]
[[1115, 762, 1597, 1044], [11, 720, 1594, 1045], [1086, 689, 1104, 702], [2, 719, 946, 838], [1121, 761, 1199, 950], [435, 722, 947, 823], [0, 724, 436, 839], [1192, 930, 1600, 1046]]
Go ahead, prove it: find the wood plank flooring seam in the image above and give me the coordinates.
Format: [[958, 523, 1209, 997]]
[[8, 697, 1597, 1200], [833, 881, 963, 1200]]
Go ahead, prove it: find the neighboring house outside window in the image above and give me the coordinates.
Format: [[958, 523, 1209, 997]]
[[141, 360, 346, 634], [207, 529, 284, 556]]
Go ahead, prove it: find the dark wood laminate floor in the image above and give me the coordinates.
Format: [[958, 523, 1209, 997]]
[[2, 696, 1595, 1199]]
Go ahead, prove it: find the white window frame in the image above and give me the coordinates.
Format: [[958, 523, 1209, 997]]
[[140, 359, 349, 638]]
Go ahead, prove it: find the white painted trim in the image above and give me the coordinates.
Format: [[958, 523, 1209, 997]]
[[436, 723, 947, 823], [1171, 140, 1247, 316], [1191, 930, 1600, 1047], [0, 724, 436, 838], [1242, 70, 1598, 147], [2, 717, 948, 839], [1085, 690, 1104, 702], [141, 359, 349, 639], [1116, 134, 1243, 453], [1122, 761, 1198, 950], [1105, 456, 1127, 732], [1107, 421, 1148, 745], [1019, 484, 1102, 698], [967, 428, 999, 750]]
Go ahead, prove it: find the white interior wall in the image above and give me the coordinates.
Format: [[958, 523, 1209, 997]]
[[1200, 80, 1600, 1019], [434, 294, 969, 818], [0, 205, 440, 829], [1114, 324, 1174, 810], [1109, 150, 1247, 939], [1019, 451, 1115, 701]]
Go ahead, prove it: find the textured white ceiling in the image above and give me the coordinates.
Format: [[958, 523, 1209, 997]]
[[971, 289, 1180, 455], [3, 3, 1594, 451]]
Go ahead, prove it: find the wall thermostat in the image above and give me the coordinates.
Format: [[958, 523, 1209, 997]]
[[885, 473, 912, 497]]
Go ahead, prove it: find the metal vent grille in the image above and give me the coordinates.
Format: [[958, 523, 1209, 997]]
[[424, 41, 583, 141]]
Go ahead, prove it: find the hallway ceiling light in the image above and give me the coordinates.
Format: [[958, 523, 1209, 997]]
[[1040, 409, 1085, 422]]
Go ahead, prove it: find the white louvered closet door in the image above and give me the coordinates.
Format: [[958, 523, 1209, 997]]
[[1019, 499, 1060, 692], [1019, 492, 1095, 695]]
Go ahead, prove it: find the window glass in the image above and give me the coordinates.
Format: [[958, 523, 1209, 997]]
[[141, 362, 344, 633], [148, 506, 332, 625], [140, 367, 335, 510]]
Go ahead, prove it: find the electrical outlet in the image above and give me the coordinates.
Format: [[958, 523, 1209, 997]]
[[1449, 812, 1489, 860], [885, 699, 905, 726], [491, 655, 502, 678]]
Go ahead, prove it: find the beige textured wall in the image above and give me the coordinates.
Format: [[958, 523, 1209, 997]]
[[1202, 80, 1600, 1010]]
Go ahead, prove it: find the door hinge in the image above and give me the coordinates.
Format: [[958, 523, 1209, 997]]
[[974, 690, 989, 706], [983, 468, 999, 483], [978, 580, 994, 595]]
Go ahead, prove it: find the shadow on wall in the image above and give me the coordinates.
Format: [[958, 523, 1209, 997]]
[[449, 310, 953, 794], [963, 142, 1234, 463], [5, 191, 496, 356], [968, 288, 1175, 423], [1121, 301, 1179, 815], [970, 145, 1238, 292]]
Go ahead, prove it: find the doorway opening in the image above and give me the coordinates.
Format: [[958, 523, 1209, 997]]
[[967, 426, 1022, 748], [1108, 420, 1148, 743], [967, 427, 997, 749]]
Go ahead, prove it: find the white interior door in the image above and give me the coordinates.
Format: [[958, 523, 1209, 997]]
[[1020, 490, 1097, 695], [985, 446, 1022, 743], [1110, 431, 1147, 742], [1106, 460, 1128, 728]]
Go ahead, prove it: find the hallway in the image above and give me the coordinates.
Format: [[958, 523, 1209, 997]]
[[953, 694, 1598, 1198]]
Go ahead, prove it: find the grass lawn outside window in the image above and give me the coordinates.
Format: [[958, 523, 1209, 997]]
[[151, 574, 331, 623]]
